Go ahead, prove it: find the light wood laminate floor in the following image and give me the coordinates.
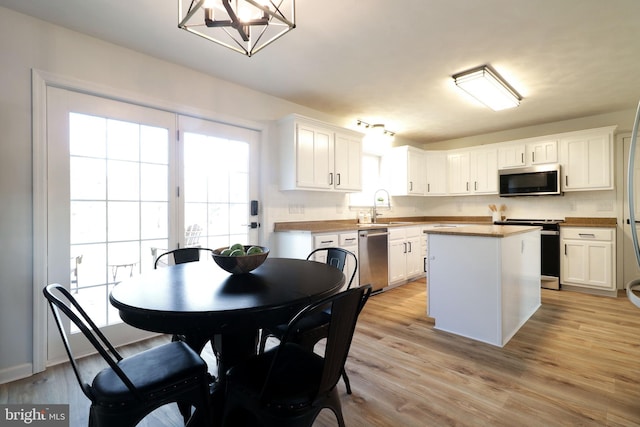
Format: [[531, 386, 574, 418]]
[[3, 279, 640, 426]]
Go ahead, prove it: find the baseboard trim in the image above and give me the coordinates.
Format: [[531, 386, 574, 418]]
[[0, 363, 33, 385]]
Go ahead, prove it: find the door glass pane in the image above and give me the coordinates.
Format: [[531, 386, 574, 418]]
[[183, 133, 250, 250], [69, 112, 169, 330]]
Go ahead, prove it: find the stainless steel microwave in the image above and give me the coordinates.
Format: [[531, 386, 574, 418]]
[[499, 164, 562, 197]]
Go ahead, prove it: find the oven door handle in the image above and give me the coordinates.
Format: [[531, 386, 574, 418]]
[[540, 230, 560, 236]]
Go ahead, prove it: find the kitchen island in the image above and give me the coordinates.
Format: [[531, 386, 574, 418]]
[[425, 224, 541, 347]]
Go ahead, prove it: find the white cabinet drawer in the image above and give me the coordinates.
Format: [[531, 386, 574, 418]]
[[339, 232, 358, 247], [314, 234, 339, 248], [561, 228, 613, 241], [389, 228, 406, 241], [405, 226, 422, 238]]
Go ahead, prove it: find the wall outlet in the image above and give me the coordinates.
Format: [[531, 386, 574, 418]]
[[288, 203, 305, 214]]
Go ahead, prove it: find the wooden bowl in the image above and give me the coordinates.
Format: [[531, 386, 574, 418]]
[[212, 245, 269, 274]]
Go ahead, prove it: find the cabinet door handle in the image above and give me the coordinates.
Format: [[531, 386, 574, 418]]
[[565, 176, 568, 186], [521, 153, 524, 163], [403, 242, 407, 253], [427, 183, 430, 192], [474, 181, 478, 191], [336, 173, 341, 186], [564, 244, 567, 255], [578, 233, 596, 238], [466, 182, 469, 191], [532, 152, 535, 163], [409, 181, 413, 191], [408, 242, 412, 252], [329, 173, 333, 185]]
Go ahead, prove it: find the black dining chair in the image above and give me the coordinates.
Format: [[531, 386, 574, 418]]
[[43, 283, 211, 427], [154, 247, 216, 269], [258, 247, 358, 393], [221, 284, 372, 427]]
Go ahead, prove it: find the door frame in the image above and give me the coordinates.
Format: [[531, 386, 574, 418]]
[[31, 68, 266, 374]]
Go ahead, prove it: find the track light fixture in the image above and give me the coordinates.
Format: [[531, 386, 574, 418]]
[[356, 120, 395, 137]]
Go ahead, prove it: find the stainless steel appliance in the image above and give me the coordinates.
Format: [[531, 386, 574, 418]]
[[358, 228, 389, 293], [499, 164, 562, 197], [494, 218, 563, 289]]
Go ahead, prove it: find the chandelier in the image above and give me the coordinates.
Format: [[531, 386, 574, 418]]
[[178, 0, 296, 57]]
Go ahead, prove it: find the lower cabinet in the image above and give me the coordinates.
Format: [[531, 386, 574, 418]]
[[389, 226, 422, 285], [275, 231, 359, 288], [560, 227, 616, 293]]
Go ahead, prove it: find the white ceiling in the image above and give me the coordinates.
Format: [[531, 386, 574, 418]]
[[2, 0, 639, 143]]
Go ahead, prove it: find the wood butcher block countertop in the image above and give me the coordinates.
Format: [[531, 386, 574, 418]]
[[560, 217, 617, 228], [273, 216, 492, 233], [424, 224, 541, 238], [275, 216, 618, 234]]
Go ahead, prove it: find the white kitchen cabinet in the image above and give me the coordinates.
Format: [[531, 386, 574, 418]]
[[561, 227, 616, 292], [498, 140, 557, 169], [388, 226, 422, 285], [559, 127, 615, 191], [385, 146, 426, 196], [528, 140, 558, 165], [447, 151, 470, 195], [339, 232, 359, 287], [470, 147, 498, 194], [279, 114, 363, 192], [448, 148, 497, 195], [334, 132, 362, 191], [497, 143, 526, 169], [425, 151, 448, 195]]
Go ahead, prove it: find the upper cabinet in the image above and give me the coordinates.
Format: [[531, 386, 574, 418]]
[[279, 114, 362, 192], [498, 140, 557, 169], [447, 150, 470, 195], [471, 147, 498, 194], [424, 151, 448, 195], [385, 146, 426, 196], [529, 140, 558, 165], [559, 127, 616, 192], [448, 147, 498, 195], [334, 131, 363, 191]]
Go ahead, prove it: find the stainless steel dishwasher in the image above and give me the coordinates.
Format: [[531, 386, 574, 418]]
[[358, 228, 389, 293]]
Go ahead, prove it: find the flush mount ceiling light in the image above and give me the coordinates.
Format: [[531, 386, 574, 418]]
[[178, 0, 296, 57], [452, 65, 522, 111]]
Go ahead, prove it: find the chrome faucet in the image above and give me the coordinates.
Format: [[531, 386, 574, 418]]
[[372, 189, 391, 223]]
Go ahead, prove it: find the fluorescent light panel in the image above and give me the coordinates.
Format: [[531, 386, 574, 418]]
[[453, 66, 521, 111]]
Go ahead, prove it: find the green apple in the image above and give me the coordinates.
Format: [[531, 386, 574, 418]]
[[247, 246, 263, 255]]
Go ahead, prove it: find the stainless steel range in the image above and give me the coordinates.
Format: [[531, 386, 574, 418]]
[[494, 218, 563, 290]]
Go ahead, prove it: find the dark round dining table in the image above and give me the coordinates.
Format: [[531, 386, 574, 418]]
[[109, 257, 346, 377]]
